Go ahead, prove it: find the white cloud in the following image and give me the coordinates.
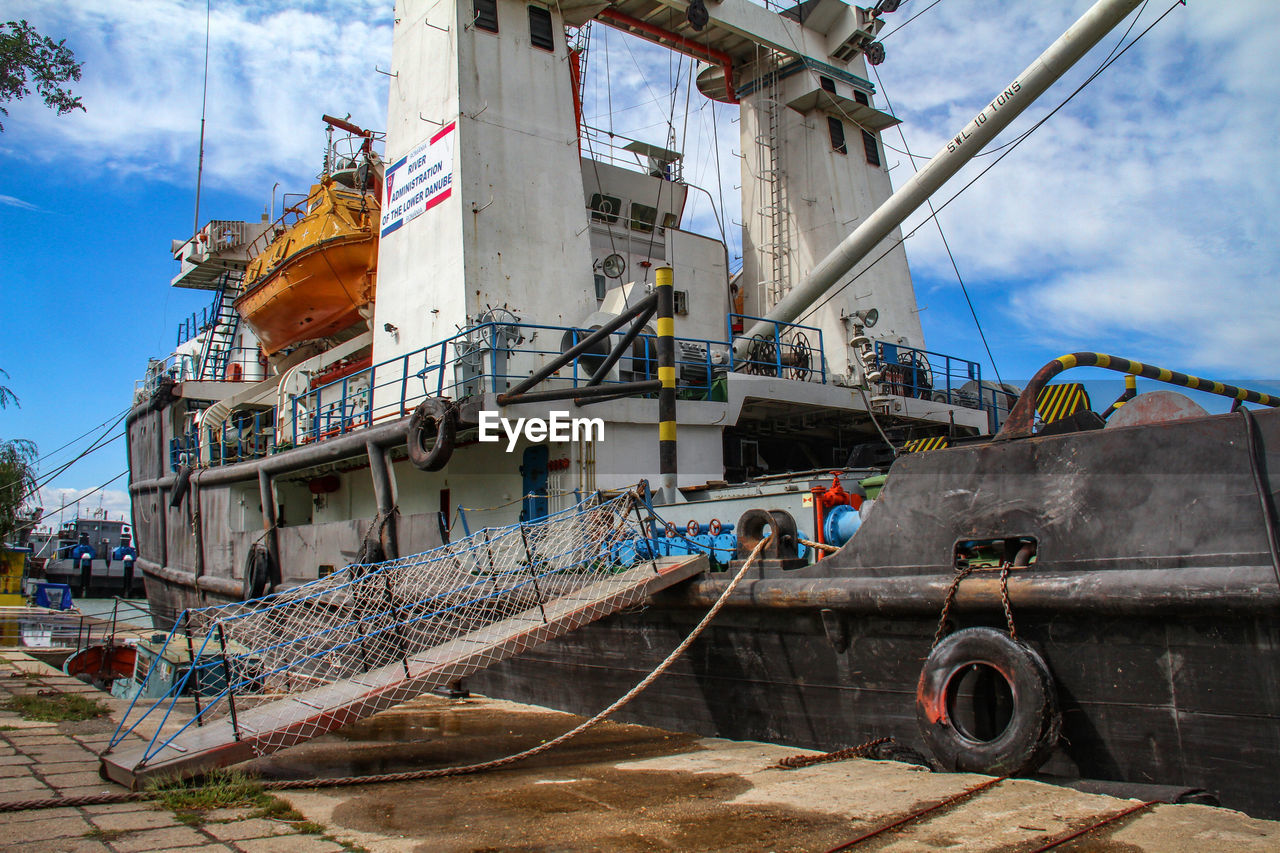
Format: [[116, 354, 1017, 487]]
[[0, 194, 41, 211], [33, 486, 131, 532], [0, 0, 391, 191], [877, 0, 1280, 373]]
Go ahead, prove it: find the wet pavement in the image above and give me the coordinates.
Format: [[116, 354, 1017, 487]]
[[1, 649, 1279, 852]]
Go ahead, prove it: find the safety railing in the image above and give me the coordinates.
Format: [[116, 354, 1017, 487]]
[[728, 313, 826, 382], [872, 341, 1010, 429], [170, 409, 276, 470], [581, 125, 683, 183], [135, 354, 199, 402], [289, 320, 727, 447]]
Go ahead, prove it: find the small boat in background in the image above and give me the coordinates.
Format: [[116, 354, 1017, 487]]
[[64, 640, 137, 691]]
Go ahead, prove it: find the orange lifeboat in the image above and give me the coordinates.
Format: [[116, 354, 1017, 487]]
[[236, 117, 382, 356]]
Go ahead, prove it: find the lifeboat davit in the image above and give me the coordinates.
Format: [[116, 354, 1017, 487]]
[[236, 178, 379, 356]]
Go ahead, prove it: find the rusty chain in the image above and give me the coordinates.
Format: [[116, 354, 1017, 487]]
[[775, 736, 894, 769], [932, 562, 1019, 649]]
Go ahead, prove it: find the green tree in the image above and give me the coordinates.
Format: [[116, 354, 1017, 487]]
[[0, 19, 84, 132], [0, 369, 38, 544]]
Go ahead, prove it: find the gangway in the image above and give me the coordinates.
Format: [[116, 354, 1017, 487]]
[[101, 493, 705, 788]]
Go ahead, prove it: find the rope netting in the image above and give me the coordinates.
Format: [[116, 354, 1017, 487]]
[[108, 491, 662, 768]]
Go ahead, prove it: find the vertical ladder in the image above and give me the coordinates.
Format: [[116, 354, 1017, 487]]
[[197, 272, 244, 382], [755, 48, 789, 312]]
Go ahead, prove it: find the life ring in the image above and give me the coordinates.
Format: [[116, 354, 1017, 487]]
[[915, 627, 1060, 776], [243, 544, 273, 600], [406, 398, 457, 472], [169, 464, 193, 508]]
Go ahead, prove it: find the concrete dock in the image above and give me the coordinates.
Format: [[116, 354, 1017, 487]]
[[1, 650, 1277, 852]]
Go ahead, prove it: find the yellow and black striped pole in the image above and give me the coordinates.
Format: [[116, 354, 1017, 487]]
[[656, 267, 677, 503]]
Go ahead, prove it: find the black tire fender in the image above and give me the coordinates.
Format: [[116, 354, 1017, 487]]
[[243, 544, 272, 601], [407, 398, 456, 472], [169, 464, 193, 508], [915, 627, 1060, 776]]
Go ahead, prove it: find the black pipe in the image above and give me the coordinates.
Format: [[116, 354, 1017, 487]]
[[585, 302, 657, 386], [498, 292, 658, 402], [366, 440, 398, 560], [498, 379, 661, 406]]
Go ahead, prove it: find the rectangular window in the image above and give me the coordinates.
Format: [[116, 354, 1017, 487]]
[[862, 130, 881, 167], [853, 90, 870, 106], [630, 202, 657, 233], [474, 0, 498, 33], [528, 5, 554, 51], [594, 274, 607, 300], [589, 192, 621, 223], [819, 76, 837, 94], [827, 116, 847, 155]]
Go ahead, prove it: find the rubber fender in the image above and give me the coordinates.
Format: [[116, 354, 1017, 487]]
[[915, 627, 1060, 776], [169, 464, 192, 508], [406, 398, 457, 472], [242, 544, 273, 601]]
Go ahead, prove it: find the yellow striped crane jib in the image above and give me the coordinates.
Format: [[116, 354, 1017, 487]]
[[1037, 382, 1091, 424]]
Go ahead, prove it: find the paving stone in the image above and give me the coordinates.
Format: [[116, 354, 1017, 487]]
[[202, 818, 297, 841], [13, 839, 113, 853], [0, 777, 54, 796], [0, 805, 81, 823], [86, 808, 175, 832], [0, 815, 93, 844], [0, 753, 34, 765], [0, 762, 38, 778], [79, 802, 152, 815], [51, 785, 122, 798], [107, 825, 213, 852], [45, 771, 114, 789], [202, 807, 255, 822], [235, 834, 344, 852]]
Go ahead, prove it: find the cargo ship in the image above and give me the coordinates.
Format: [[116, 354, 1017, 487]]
[[121, 0, 1280, 817]]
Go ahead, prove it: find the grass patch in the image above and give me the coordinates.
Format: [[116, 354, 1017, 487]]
[[149, 769, 329, 836], [0, 725, 16, 731], [1, 693, 108, 722], [83, 828, 131, 841], [147, 768, 271, 813]]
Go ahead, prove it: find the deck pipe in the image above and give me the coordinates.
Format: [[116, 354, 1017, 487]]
[[1000, 352, 1280, 438], [735, 0, 1146, 352], [497, 291, 658, 404], [366, 440, 399, 560], [656, 267, 677, 505]]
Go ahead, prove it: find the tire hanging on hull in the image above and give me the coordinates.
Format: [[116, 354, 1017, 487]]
[[915, 627, 1060, 776], [406, 398, 457, 472], [243, 544, 273, 601]]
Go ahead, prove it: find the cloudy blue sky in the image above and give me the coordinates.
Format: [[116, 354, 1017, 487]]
[[1, 0, 1276, 530]]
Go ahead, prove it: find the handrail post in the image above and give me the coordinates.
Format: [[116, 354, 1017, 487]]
[[216, 621, 241, 741], [182, 612, 204, 727]]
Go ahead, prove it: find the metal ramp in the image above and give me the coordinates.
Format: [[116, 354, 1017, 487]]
[[101, 494, 705, 788]]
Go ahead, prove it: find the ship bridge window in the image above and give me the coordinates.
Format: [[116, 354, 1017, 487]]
[[853, 90, 870, 106], [863, 129, 882, 167], [590, 192, 621, 223], [630, 202, 658, 234], [827, 117, 847, 155], [820, 76, 837, 94], [474, 0, 499, 33], [528, 5, 554, 51]]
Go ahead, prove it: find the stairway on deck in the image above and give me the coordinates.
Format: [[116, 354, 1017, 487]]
[[100, 554, 707, 788]]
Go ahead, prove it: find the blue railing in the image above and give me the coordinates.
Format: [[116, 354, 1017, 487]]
[[288, 320, 738, 447], [728, 313, 827, 382], [873, 341, 1010, 430], [165, 314, 830, 465], [170, 409, 276, 470]]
